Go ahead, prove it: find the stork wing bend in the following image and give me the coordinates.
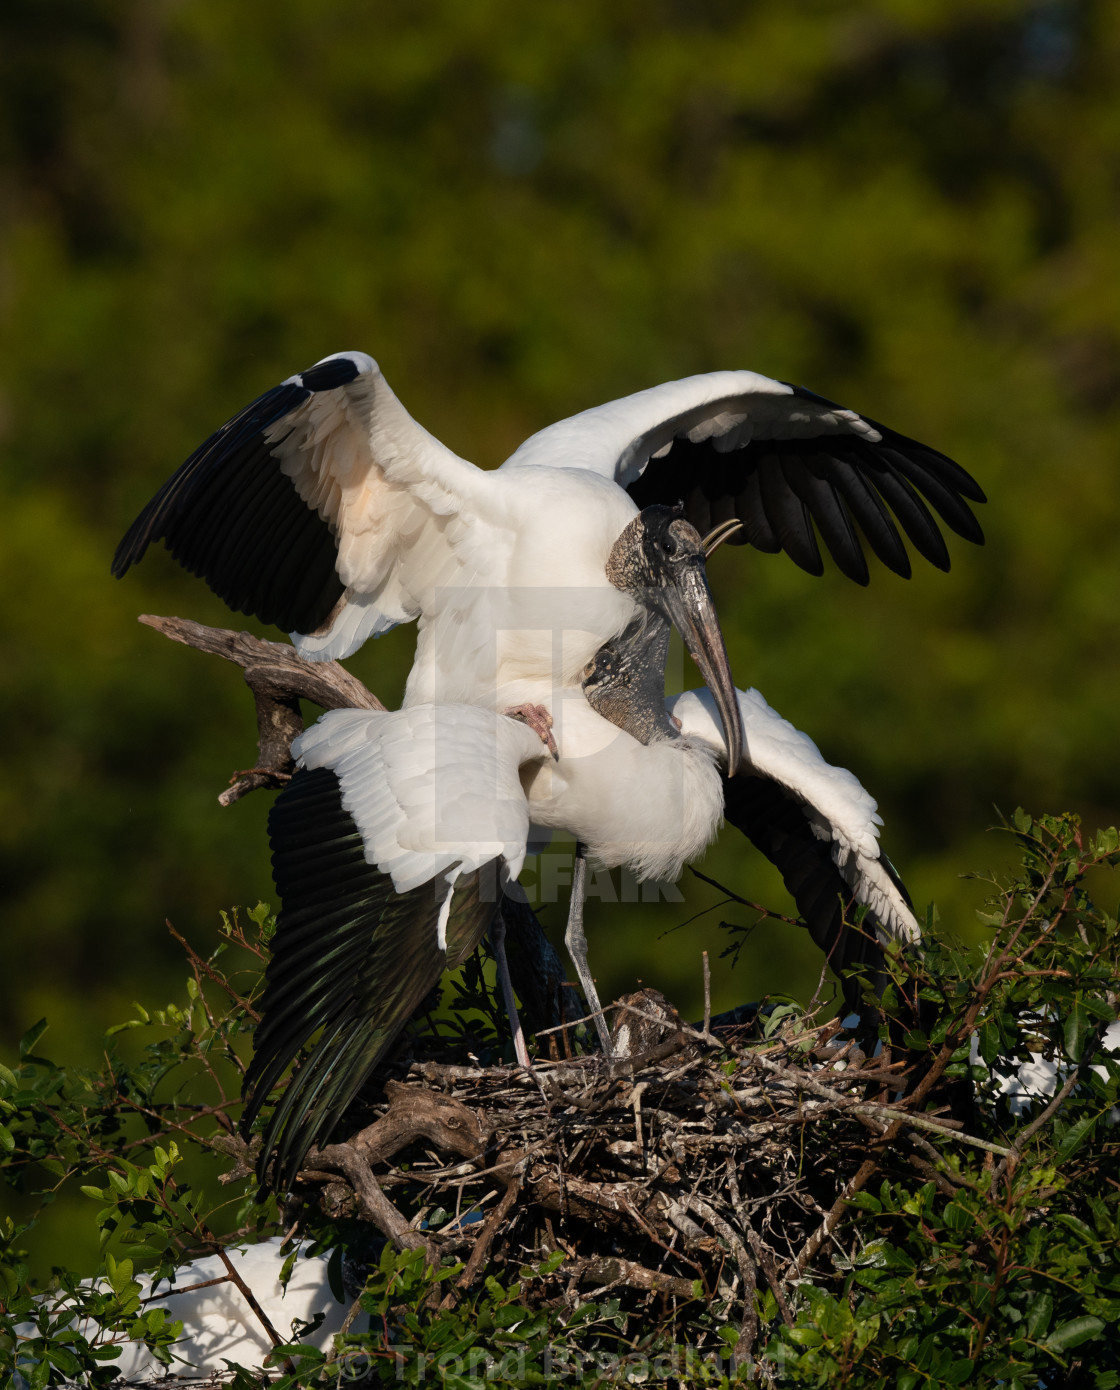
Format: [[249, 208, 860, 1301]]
[[241, 705, 547, 1188], [670, 686, 919, 1016], [504, 371, 985, 584], [112, 352, 497, 660]]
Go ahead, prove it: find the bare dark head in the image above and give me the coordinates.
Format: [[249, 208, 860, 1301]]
[[603, 504, 744, 771], [581, 611, 678, 746], [605, 504, 706, 595]]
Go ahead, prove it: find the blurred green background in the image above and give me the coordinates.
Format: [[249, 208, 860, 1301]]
[[3, 0, 1119, 1076]]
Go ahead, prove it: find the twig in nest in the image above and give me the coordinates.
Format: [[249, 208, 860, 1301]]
[[214, 1246, 297, 1375], [312, 1143, 430, 1257], [786, 1157, 879, 1280], [450, 1175, 524, 1297], [702, 950, 712, 1037]]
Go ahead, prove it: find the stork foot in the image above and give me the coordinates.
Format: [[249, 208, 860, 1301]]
[[503, 703, 559, 761]]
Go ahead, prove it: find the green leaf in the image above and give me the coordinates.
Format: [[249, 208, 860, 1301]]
[[1065, 997, 1094, 1061], [105, 1018, 144, 1037], [943, 1201, 973, 1233], [19, 1019, 49, 1059], [87, 1345, 123, 1361], [1093, 826, 1119, 856], [327, 1244, 345, 1303], [1055, 1112, 1098, 1162], [1054, 1212, 1100, 1245], [1025, 1290, 1053, 1340], [1046, 1315, 1105, 1352]]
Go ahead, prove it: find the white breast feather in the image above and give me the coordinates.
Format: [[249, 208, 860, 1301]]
[[522, 696, 724, 882]]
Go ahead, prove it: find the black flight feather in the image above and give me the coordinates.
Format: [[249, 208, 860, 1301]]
[[626, 393, 984, 581], [241, 766, 500, 1191], [112, 372, 348, 635], [721, 773, 912, 1026]]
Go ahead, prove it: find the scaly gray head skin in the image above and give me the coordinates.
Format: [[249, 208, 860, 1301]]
[[604, 504, 743, 770], [581, 609, 679, 746]]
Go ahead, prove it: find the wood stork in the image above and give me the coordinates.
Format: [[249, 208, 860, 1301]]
[[112, 351, 977, 1179], [243, 613, 917, 1188], [112, 351, 984, 720]]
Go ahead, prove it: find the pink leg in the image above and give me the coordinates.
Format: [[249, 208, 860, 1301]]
[[503, 703, 559, 760]]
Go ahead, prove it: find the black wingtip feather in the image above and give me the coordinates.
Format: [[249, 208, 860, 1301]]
[[626, 397, 984, 584], [111, 376, 347, 633], [724, 775, 892, 1012], [242, 766, 500, 1192], [299, 355, 364, 392]]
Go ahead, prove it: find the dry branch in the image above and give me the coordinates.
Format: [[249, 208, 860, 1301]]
[[139, 614, 383, 804]]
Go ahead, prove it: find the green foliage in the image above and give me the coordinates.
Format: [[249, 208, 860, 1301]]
[[1, 909, 278, 1385], [226, 1244, 754, 1388], [762, 810, 1120, 1387], [3, 812, 1119, 1386]]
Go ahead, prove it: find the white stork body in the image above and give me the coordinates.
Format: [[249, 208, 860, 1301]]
[[400, 468, 639, 708], [519, 691, 724, 883]]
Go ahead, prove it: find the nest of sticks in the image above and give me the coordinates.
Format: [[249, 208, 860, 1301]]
[[214, 982, 993, 1365]]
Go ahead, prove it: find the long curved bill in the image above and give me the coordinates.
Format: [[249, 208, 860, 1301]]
[[660, 560, 744, 774]]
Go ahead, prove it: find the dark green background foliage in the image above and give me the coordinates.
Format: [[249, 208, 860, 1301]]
[[2, 4, 1119, 1069]]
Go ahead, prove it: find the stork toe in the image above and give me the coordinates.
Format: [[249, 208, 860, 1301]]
[[503, 703, 559, 760]]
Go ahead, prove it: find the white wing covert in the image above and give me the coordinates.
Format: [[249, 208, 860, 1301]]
[[671, 686, 920, 946], [293, 705, 548, 894], [504, 370, 985, 585]]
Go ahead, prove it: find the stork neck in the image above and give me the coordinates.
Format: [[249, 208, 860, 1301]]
[[580, 611, 678, 747]]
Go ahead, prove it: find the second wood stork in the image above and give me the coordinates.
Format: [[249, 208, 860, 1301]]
[[580, 607, 920, 1026]]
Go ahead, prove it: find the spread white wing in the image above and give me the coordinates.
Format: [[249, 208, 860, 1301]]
[[293, 704, 549, 894], [113, 352, 505, 660], [505, 371, 984, 584]]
